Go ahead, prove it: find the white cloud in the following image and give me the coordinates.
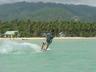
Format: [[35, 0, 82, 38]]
[[0, 0, 95, 6]]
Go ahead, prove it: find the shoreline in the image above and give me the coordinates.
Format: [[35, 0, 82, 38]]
[[0, 37, 96, 40]]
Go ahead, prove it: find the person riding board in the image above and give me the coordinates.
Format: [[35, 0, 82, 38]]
[[41, 30, 55, 51]]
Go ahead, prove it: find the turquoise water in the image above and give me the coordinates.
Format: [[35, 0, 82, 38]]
[[0, 39, 96, 72]]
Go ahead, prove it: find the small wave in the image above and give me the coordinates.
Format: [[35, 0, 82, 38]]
[[0, 40, 42, 54]]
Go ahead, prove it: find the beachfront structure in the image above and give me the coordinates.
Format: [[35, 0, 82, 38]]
[[59, 32, 65, 37], [4, 31, 19, 38]]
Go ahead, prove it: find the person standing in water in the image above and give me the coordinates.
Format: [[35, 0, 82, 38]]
[[41, 30, 55, 51]]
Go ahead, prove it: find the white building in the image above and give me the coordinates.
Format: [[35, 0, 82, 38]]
[[59, 32, 65, 37], [4, 31, 19, 38]]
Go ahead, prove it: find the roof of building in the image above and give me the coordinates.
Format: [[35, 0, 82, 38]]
[[5, 31, 18, 35]]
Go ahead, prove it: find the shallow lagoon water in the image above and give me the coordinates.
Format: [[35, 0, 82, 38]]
[[0, 39, 96, 72]]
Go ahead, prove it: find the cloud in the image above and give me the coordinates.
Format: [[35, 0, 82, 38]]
[[0, 0, 95, 6]]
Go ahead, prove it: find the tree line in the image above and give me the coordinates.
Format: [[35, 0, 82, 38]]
[[0, 19, 96, 37]]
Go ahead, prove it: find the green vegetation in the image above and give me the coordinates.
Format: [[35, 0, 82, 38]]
[[0, 19, 96, 37], [0, 2, 96, 22]]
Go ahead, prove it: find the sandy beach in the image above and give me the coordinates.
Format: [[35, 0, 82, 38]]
[[0, 37, 96, 40]]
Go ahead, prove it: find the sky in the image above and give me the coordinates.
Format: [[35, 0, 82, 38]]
[[0, 0, 96, 6]]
